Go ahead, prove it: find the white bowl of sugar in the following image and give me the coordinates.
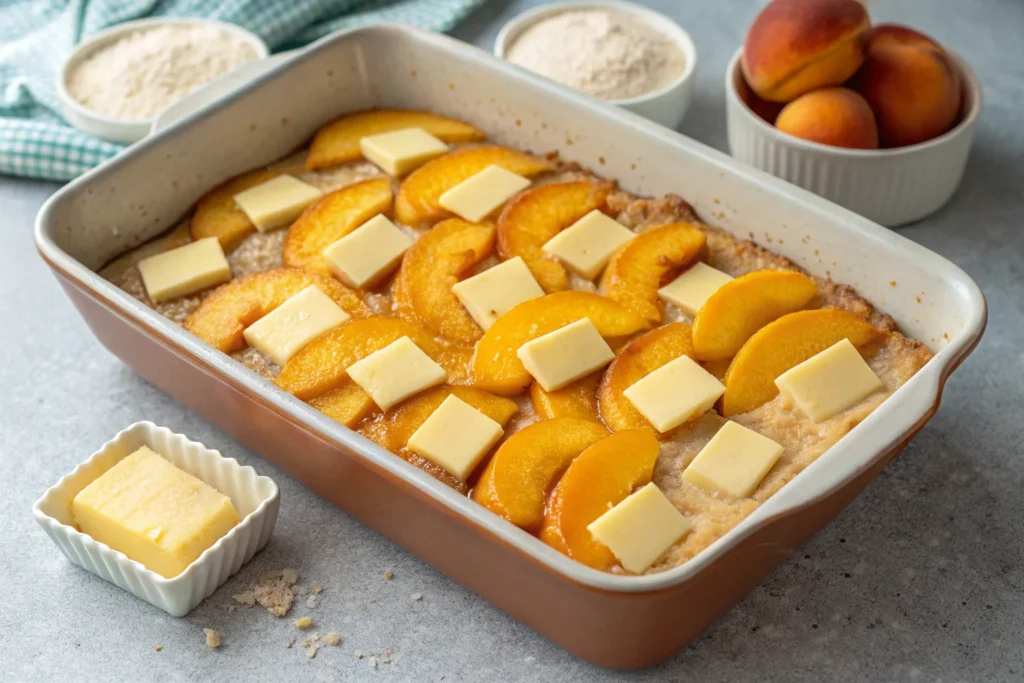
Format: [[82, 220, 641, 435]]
[[494, 0, 698, 130], [56, 18, 268, 145]]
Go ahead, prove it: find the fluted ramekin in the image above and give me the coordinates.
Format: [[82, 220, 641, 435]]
[[725, 48, 981, 227], [33, 422, 279, 617]]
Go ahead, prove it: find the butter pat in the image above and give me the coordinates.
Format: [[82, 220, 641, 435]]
[[438, 165, 532, 222], [137, 237, 231, 303], [233, 175, 322, 233], [683, 421, 783, 499], [587, 483, 691, 574], [452, 256, 545, 330], [359, 127, 449, 176], [407, 395, 505, 481], [346, 336, 448, 411], [541, 210, 634, 279], [322, 214, 414, 288], [658, 262, 733, 317], [71, 446, 240, 578], [517, 318, 614, 392], [623, 355, 725, 432], [242, 285, 350, 366], [775, 339, 883, 422]]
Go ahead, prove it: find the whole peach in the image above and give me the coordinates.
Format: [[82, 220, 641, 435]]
[[742, 0, 870, 103], [775, 88, 880, 149], [736, 72, 786, 125], [854, 24, 963, 147]]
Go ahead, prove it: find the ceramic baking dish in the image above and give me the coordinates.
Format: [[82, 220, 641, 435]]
[[34, 25, 986, 669]]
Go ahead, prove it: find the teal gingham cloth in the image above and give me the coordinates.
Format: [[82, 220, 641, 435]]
[[0, 0, 486, 181]]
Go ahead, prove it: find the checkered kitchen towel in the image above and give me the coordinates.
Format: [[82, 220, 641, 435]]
[[0, 0, 486, 182]]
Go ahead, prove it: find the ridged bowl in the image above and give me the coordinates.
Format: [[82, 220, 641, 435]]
[[33, 422, 279, 616], [725, 49, 982, 227]]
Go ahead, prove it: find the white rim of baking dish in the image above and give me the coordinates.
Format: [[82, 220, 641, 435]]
[[34, 24, 987, 595], [724, 47, 983, 158], [55, 17, 269, 137], [493, 0, 698, 107]]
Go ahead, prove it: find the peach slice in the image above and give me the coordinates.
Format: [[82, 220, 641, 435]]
[[530, 374, 600, 421], [184, 268, 370, 355], [692, 269, 817, 361], [275, 317, 445, 401], [600, 222, 707, 325], [473, 291, 650, 396], [471, 418, 609, 531], [496, 181, 614, 293], [305, 109, 486, 171], [540, 429, 659, 569], [392, 218, 495, 343], [702, 357, 733, 381], [598, 323, 695, 432], [395, 146, 552, 226], [359, 385, 519, 493], [190, 168, 281, 251], [722, 308, 880, 416], [282, 177, 393, 275], [308, 383, 377, 428]]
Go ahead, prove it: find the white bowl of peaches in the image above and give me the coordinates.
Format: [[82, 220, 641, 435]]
[[725, 0, 981, 227]]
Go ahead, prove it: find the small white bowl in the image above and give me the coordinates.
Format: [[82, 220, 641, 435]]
[[33, 422, 279, 617], [725, 48, 982, 227], [494, 1, 698, 130], [56, 18, 268, 145]]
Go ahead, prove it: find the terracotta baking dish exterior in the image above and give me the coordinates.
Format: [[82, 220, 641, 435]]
[[34, 25, 986, 669]]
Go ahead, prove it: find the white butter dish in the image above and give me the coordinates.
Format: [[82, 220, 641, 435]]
[[32, 421, 279, 617]]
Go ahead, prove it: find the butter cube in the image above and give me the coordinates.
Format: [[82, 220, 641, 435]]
[[623, 355, 725, 432], [71, 446, 240, 578], [242, 285, 350, 366], [658, 262, 733, 317], [775, 339, 883, 422], [452, 256, 545, 330], [359, 127, 449, 176], [407, 395, 505, 481], [137, 237, 231, 303], [683, 421, 783, 499], [438, 165, 532, 223], [587, 483, 691, 574], [346, 336, 448, 411], [517, 318, 615, 392], [233, 175, 322, 233], [322, 214, 414, 288], [541, 210, 635, 279]]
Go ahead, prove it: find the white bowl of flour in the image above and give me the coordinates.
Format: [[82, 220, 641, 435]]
[[495, 1, 697, 130], [57, 18, 268, 145]]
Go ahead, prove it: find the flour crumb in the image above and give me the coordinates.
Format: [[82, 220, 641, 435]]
[[311, 583, 323, 593], [411, 593, 423, 601], [295, 616, 313, 630], [306, 594, 320, 609], [306, 644, 319, 659], [232, 591, 256, 606], [383, 570, 393, 580], [322, 632, 341, 646], [203, 628, 222, 648], [154, 645, 163, 652], [254, 569, 298, 617], [369, 656, 378, 669], [284, 639, 294, 649]]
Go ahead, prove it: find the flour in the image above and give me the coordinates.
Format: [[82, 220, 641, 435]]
[[505, 10, 686, 101], [67, 24, 259, 120]]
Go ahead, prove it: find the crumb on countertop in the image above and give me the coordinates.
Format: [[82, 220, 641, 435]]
[[383, 570, 393, 580], [232, 591, 256, 606], [254, 568, 299, 617], [295, 616, 313, 630], [203, 628, 222, 649], [311, 583, 323, 593], [411, 593, 423, 601], [322, 632, 341, 646], [154, 645, 162, 652]]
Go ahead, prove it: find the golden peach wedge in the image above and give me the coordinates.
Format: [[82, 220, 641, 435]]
[[598, 323, 695, 432], [395, 146, 552, 227], [184, 268, 370, 355], [496, 181, 614, 293], [392, 218, 495, 343], [190, 167, 281, 250], [722, 308, 880, 416], [540, 429, 659, 569], [308, 383, 378, 429], [282, 177, 393, 275], [742, 0, 870, 102], [530, 373, 601, 421], [275, 317, 445, 401], [776, 88, 879, 149], [692, 269, 817, 361], [471, 418, 609, 531], [600, 222, 707, 325], [305, 109, 485, 171], [473, 291, 650, 396]]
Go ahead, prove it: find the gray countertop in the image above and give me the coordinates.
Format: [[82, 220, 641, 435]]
[[3, 1, 1022, 680]]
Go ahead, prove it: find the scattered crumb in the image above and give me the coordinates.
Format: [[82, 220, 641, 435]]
[[383, 570, 393, 580], [154, 646, 162, 652], [254, 569, 298, 617], [306, 595, 320, 609], [232, 591, 256, 606], [322, 632, 341, 646], [306, 644, 319, 659], [355, 650, 364, 659], [411, 593, 423, 601], [369, 656, 378, 669], [203, 628, 222, 649], [295, 616, 313, 630], [227, 605, 237, 613], [284, 639, 294, 649], [311, 583, 323, 594]]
